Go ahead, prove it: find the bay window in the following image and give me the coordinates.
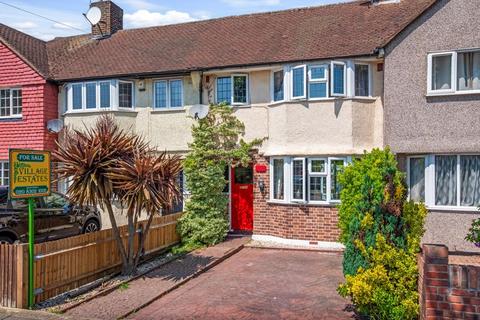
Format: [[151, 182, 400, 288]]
[[154, 79, 184, 109], [408, 155, 480, 208], [65, 80, 134, 112], [270, 156, 347, 204], [0, 162, 8, 186], [0, 88, 22, 118], [216, 75, 248, 105], [428, 49, 480, 95]]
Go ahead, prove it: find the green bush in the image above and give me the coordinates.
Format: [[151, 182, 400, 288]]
[[176, 104, 262, 251], [337, 148, 427, 319]]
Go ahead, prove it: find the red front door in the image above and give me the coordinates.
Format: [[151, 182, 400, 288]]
[[231, 166, 254, 232]]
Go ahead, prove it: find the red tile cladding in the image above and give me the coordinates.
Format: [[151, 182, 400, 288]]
[[0, 43, 58, 160], [253, 153, 341, 242]]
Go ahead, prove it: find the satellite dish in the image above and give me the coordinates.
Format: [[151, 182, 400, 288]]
[[47, 119, 64, 133], [187, 105, 209, 120], [85, 6, 102, 25]]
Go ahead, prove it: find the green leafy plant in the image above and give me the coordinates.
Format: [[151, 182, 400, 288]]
[[176, 103, 263, 252], [337, 148, 427, 320], [465, 216, 480, 246], [54, 115, 181, 275]]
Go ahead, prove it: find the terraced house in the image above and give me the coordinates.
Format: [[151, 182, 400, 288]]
[[0, 0, 478, 252]]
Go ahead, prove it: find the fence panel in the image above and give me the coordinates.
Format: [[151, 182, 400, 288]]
[[0, 213, 181, 307]]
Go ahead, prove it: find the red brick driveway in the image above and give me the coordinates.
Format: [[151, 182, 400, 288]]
[[130, 247, 353, 320]]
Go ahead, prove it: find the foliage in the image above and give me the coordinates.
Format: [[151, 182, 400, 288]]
[[465, 215, 480, 245], [54, 115, 181, 275], [176, 103, 263, 251], [337, 148, 427, 319]]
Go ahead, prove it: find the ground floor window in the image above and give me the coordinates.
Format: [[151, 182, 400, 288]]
[[270, 156, 348, 204], [0, 162, 9, 186], [408, 154, 480, 208]]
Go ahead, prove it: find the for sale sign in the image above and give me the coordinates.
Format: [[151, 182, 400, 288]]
[[9, 149, 51, 199]]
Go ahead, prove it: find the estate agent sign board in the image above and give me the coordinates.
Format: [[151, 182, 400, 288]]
[[9, 149, 51, 199], [8, 149, 51, 309]]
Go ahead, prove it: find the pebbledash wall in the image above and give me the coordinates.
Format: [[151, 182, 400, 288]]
[[0, 42, 58, 161]]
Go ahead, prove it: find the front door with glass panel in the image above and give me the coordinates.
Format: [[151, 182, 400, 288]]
[[231, 166, 254, 232]]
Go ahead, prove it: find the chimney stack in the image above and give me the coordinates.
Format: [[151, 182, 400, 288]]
[[90, 0, 123, 37]]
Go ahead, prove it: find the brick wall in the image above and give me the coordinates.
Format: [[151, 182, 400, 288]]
[[0, 43, 58, 160], [253, 153, 341, 242], [91, 0, 124, 37], [419, 244, 480, 320]]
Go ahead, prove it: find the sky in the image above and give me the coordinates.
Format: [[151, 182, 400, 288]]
[[0, 0, 347, 41]]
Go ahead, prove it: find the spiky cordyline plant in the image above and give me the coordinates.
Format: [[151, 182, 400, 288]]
[[54, 115, 181, 274]]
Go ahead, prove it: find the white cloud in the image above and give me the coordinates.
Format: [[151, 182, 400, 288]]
[[221, 0, 281, 7], [124, 9, 199, 28], [12, 21, 37, 30]]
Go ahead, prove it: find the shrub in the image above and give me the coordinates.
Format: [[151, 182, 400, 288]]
[[176, 104, 262, 251], [337, 148, 427, 319]]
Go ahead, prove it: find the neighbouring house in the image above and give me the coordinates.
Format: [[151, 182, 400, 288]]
[[0, 25, 59, 187], [384, 0, 480, 253], [3, 0, 478, 253]]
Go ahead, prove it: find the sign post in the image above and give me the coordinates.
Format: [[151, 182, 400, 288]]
[[9, 149, 51, 309]]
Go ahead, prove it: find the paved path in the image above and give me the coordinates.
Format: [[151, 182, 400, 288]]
[[130, 248, 353, 320], [0, 308, 95, 320], [64, 236, 249, 320]]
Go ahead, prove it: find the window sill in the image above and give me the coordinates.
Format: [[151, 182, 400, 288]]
[[151, 107, 185, 114], [0, 115, 22, 121], [426, 90, 480, 97], [64, 108, 138, 116], [267, 200, 339, 207], [267, 96, 377, 107], [426, 205, 480, 213]]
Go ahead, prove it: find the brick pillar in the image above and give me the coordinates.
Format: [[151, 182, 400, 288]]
[[419, 244, 450, 320]]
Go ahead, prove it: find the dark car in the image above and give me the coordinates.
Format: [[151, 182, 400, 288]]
[[0, 187, 102, 244]]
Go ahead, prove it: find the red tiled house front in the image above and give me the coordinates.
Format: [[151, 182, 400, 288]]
[[0, 26, 58, 186]]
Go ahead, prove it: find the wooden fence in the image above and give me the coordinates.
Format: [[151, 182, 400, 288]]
[[0, 213, 181, 308]]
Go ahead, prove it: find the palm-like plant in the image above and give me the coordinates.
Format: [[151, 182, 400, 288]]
[[54, 115, 181, 274]]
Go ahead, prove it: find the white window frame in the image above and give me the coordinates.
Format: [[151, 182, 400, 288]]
[[118, 80, 135, 109], [99, 81, 112, 109], [331, 61, 347, 97], [231, 74, 249, 106], [271, 69, 286, 103], [353, 63, 372, 98], [308, 65, 329, 100], [407, 154, 480, 211], [427, 52, 456, 95], [0, 88, 22, 118], [308, 158, 328, 204], [0, 161, 8, 186], [291, 65, 307, 100], [153, 79, 184, 109], [85, 81, 98, 109], [328, 157, 347, 203], [291, 157, 306, 202], [270, 157, 288, 202], [66, 80, 124, 112]]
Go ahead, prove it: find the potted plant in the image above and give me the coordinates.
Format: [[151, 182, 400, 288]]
[[465, 217, 480, 248]]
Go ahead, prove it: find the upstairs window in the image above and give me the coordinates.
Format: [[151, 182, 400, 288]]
[[308, 65, 328, 99], [0, 88, 22, 117], [292, 65, 306, 99], [428, 50, 480, 95], [65, 80, 133, 112], [118, 81, 133, 109], [216, 75, 248, 105], [355, 64, 370, 97], [273, 70, 284, 102], [154, 79, 184, 109], [331, 61, 346, 96]]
